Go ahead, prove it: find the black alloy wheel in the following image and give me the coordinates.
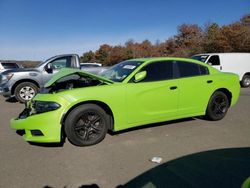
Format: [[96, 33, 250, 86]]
[[74, 112, 103, 141], [205, 91, 229, 121], [65, 104, 109, 146]]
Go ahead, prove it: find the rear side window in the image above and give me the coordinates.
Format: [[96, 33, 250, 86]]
[[140, 61, 173, 82], [177, 61, 209, 78], [207, 55, 220, 65], [2, 63, 19, 69], [200, 65, 209, 75]]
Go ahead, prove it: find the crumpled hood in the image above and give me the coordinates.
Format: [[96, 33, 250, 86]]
[[45, 68, 114, 87]]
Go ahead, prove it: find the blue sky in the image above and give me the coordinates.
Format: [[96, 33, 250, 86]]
[[0, 0, 249, 60]]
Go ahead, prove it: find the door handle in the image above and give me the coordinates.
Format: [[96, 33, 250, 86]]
[[207, 80, 213, 84], [170, 86, 177, 90]]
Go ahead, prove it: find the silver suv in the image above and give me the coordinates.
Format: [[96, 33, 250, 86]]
[[0, 54, 80, 103], [0, 62, 22, 73]]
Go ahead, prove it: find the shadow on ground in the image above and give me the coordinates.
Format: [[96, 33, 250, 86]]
[[44, 184, 99, 188], [5, 96, 18, 103], [16, 118, 196, 148], [109, 117, 196, 136], [28, 141, 64, 147], [118, 147, 250, 188]]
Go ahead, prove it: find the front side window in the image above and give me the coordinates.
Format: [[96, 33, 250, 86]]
[[139, 61, 174, 82], [177, 61, 209, 78], [50, 56, 72, 69], [207, 55, 220, 66]]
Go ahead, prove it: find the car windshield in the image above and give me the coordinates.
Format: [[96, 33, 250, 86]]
[[101, 60, 143, 82], [191, 55, 209, 62]]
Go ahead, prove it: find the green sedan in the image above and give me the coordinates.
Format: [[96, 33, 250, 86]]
[[11, 57, 240, 146]]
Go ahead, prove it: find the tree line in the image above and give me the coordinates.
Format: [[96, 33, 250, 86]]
[[80, 14, 250, 66]]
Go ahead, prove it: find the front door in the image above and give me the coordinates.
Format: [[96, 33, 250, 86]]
[[126, 61, 179, 126], [206, 55, 222, 71]]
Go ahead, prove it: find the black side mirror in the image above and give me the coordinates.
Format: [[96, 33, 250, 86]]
[[45, 63, 53, 74]]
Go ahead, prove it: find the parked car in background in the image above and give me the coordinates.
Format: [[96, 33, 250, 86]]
[[0, 54, 80, 103], [191, 53, 250, 87], [0, 62, 22, 73], [11, 57, 240, 146], [80, 63, 109, 75], [80, 63, 102, 68]]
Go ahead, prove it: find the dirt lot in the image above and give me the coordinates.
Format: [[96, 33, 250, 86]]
[[0, 89, 250, 188]]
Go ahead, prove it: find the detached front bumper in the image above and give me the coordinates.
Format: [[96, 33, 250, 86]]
[[10, 108, 63, 143]]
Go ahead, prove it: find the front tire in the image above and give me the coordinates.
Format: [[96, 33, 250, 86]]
[[205, 91, 229, 121], [241, 75, 250, 88], [14, 82, 38, 103], [65, 104, 109, 146]]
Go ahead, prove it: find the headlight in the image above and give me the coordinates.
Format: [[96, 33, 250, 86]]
[[32, 101, 61, 114]]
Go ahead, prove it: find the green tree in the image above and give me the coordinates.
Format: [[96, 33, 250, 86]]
[[202, 23, 231, 52], [80, 13, 250, 65], [109, 46, 126, 65], [240, 13, 250, 27], [95, 44, 112, 65], [80, 51, 95, 63], [222, 22, 250, 52], [174, 24, 204, 56], [155, 38, 177, 57]]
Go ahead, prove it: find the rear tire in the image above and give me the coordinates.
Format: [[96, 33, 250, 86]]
[[65, 104, 109, 146], [14, 82, 38, 103], [205, 91, 229, 121], [241, 75, 250, 88]]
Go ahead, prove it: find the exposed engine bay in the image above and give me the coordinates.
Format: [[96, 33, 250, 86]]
[[41, 73, 106, 93]]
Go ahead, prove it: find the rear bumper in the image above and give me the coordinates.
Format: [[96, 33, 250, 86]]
[[10, 109, 63, 143], [230, 81, 241, 107]]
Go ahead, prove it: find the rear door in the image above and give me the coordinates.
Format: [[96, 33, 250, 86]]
[[126, 61, 179, 126], [176, 61, 213, 116]]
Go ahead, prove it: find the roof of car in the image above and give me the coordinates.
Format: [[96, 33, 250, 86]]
[[129, 57, 199, 62]]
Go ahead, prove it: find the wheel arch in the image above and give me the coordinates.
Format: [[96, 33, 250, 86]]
[[61, 100, 114, 134], [243, 72, 250, 77], [240, 73, 250, 87], [11, 79, 40, 95], [212, 88, 232, 106]]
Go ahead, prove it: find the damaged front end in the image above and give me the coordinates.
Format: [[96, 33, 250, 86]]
[[10, 69, 116, 143], [17, 68, 114, 119], [42, 68, 114, 94]]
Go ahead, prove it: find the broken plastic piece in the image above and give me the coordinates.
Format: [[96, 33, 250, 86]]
[[150, 157, 162, 164]]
